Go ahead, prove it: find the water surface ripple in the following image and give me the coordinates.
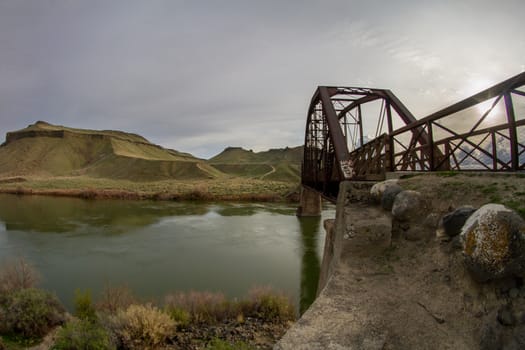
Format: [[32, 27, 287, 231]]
[[0, 194, 334, 312]]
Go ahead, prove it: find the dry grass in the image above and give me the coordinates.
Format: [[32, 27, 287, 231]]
[[164, 287, 296, 326], [96, 285, 137, 314], [165, 291, 232, 324], [0, 176, 295, 202], [0, 257, 40, 295], [400, 173, 525, 218], [245, 286, 296, 322], [107, 303, 175, 349]]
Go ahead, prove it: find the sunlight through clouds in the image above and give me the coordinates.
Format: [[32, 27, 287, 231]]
[[0, 0, 523, 158]]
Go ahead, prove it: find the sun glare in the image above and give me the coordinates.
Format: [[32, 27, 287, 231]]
[[464, 78, 504, 122], [475, 99, 503, 121], [465, 78, 494, 96]]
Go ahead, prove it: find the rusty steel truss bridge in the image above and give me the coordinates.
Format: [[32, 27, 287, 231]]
[[301, 72, 525, 202]]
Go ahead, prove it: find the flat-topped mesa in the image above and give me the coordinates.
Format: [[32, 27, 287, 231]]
[[3, 121, 150, 146], [0, 121, 222, 181], [224, 146, 246, 151], [4, 128, 65, 145]]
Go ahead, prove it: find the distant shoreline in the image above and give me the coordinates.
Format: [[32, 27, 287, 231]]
[[0, 187, 291, 202], [0, 176, 299, 203]]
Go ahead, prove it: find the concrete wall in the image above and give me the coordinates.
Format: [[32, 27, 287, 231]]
[[296, 186, 322, 217]]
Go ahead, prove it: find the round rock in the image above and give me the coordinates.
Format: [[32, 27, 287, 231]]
[[380, 184, 403, 211], [370, 179, 399, 204], [391, 190, 425, 221], [461, 204, 525, 281], [442, 206, 477, 237]]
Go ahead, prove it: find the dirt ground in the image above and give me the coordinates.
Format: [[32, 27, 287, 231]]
[[399, 172, 525, 218], [277, 174, 525, 349]]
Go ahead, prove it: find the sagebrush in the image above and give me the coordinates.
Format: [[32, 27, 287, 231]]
[[164, 287, 296, 325], [53, 318, 115, 350], [96, 285, 136, 314], [107, 303, 175, 349], [164, 291, 232, 324], [246, 286, 295, 322], [0, 288, 65, 339], [0, 257, 39, 295], [74, 289, 97, 321]]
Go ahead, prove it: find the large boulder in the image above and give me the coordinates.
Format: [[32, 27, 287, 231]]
[[390, 190, 431, 241], [442, 206, 477, 237], [391, 190, 426, 221], [380, 184, 403, 211], [461, 204, 525, 281], [370, 179, 399, 204]]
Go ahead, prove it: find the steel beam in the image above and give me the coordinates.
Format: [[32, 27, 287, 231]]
[[301, 71, 525, 202], [319, 87, 352, 180]]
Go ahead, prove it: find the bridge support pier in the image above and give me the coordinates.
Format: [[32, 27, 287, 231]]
[[296, 186, 321, 217]]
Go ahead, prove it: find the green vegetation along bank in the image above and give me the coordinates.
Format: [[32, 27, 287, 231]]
[[0, 259, 295, 350]]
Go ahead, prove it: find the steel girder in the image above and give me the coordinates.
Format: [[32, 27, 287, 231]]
[[302, 72, 525, 202], [302, 85, 423, 200]]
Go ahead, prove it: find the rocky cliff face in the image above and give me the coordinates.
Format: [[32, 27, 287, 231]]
[[4, 129, 66, 145]]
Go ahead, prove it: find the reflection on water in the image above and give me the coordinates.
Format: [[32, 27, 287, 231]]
[[298, 217, 322, 314], [0, 195, 208, 233], [0, 194, 334, 312]]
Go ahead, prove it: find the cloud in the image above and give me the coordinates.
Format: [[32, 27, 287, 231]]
[[0, 0, 524, 158]]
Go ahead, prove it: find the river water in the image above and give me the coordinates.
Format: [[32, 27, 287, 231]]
[[0, 194, 334, 313]]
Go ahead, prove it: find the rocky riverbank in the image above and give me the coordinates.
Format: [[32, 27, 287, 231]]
[[171, 318, 291, 349], [277, 173, 525, 349], [21, 317, 291, 350]]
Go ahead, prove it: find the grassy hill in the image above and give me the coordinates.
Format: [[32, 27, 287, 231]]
[[0, 122, 301, 201], [208, 146, 303, 182], [0, 121, 221, 181]]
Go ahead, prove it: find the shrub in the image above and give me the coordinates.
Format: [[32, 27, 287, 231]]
[[96, 285, 136, 314], [53, 318, 115, 350], [164, 291, 231, 324], [167, 307, 191, 328], [246, 286, 295, 322], [1, 288, 65, 339], [0, 257, 39, 295], [74, 289, 97, 321], [164, 288, 296, 325], [108, 303, 175, 349], [186, 185, 212, 200]]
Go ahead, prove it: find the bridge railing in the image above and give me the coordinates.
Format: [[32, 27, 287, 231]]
[[349, 133, 389, 180], [388, 72, 525, 172], [302, 72, 525, 201]]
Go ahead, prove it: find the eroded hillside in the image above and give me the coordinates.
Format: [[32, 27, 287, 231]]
[[0, 121, 221, 181], [208, 146, 303, 182]]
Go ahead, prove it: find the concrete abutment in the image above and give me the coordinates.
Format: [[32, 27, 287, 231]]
[[296, 186, 322, 217]]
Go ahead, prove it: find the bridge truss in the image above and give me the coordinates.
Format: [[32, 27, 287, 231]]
[[302, 72, 525, 201]]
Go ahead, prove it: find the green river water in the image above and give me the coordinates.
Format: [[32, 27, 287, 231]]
[[0, 194, 334, 313]]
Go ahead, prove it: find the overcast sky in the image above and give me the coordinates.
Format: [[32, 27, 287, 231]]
[[1, 0, 524, 158]]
